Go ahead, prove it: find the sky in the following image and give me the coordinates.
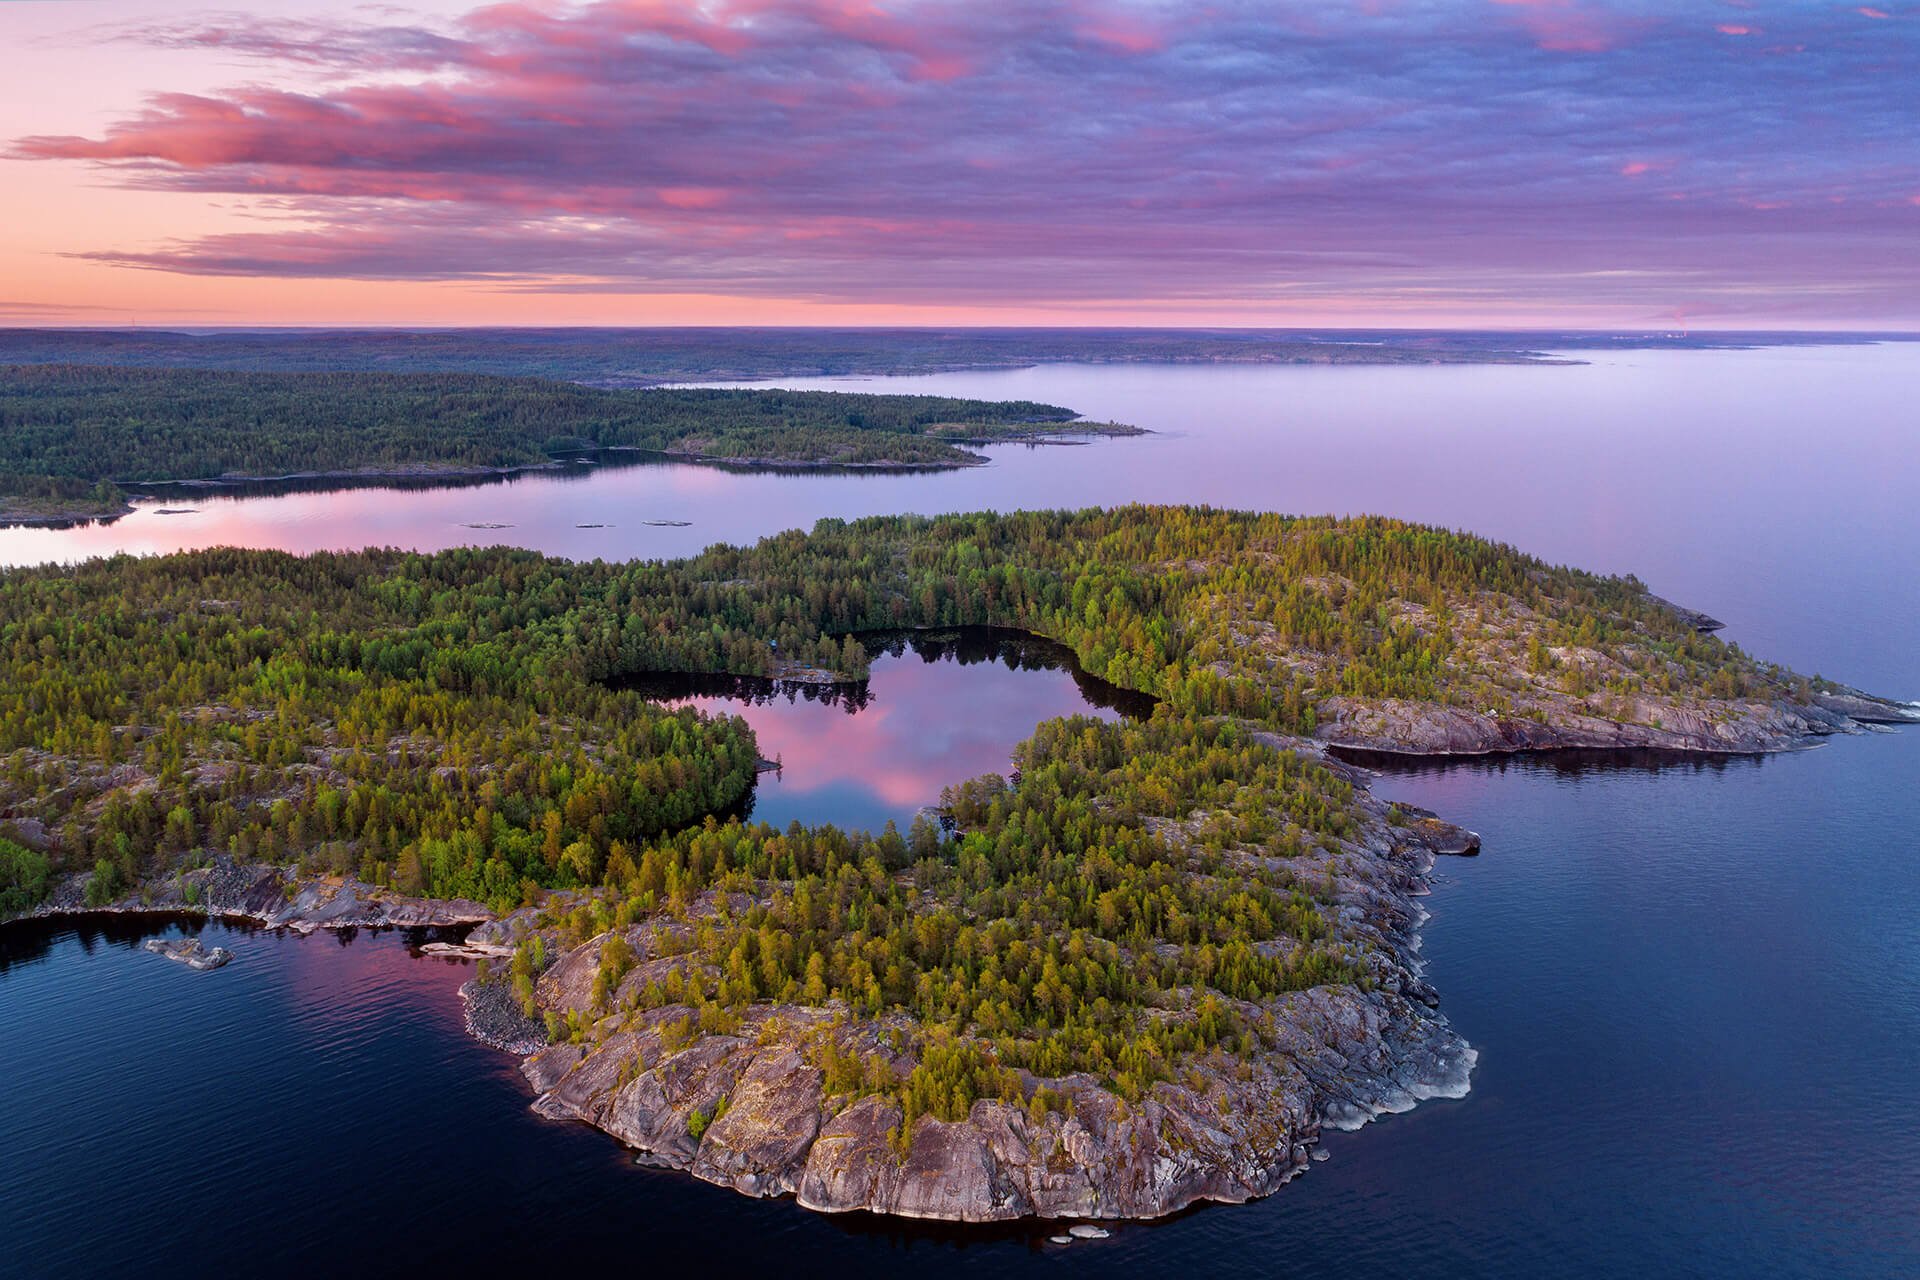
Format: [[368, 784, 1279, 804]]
[[2, 0, 1916, 328]]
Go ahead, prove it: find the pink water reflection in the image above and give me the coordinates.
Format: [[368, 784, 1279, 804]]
[[637, 630, 1152, 833]]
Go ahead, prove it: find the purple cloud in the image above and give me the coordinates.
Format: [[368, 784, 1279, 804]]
[[13, 0, 1920, 319]]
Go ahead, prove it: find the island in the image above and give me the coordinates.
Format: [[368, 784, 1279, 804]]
[[0, 327, 1906, 386], [0, 365, 1140, 525], [143, 935, 233, 970], [2, 507, 1912, 1222], [0, 327, 1570, 386]]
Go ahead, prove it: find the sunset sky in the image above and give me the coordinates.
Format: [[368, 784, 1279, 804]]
[[3, 0, 1916, 328]]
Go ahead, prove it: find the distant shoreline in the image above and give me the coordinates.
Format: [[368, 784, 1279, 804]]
[[0, 365, 1150, 527], [3, 324, 1910, 391], [0, 426, 1152, 529]]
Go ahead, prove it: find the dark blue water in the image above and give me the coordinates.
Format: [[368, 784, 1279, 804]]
[[2, 346, 1916, 1277]]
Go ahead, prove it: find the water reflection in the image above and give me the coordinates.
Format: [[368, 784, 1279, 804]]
[[0, 911, 194, 975], [4, 345, 1914, 701], [0, 911, 474, 976], [121, 446, 978, 509], [615, 628, 1153, 833], [1333, 745, 1771, 779]]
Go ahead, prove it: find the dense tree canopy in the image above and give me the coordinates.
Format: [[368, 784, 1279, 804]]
[[0, 507, 1792, 902], [0, 506, 1800, 1112], [0, 327, 1557, 383], [0, 365, 1095, 511], [0, 837, 50, 917]]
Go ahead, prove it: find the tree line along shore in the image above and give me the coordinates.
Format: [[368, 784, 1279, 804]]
[[4, 505, 1914, 1221], [0, 364, 1141, 524]]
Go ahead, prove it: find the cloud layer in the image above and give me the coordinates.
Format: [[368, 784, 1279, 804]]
[[14, 0, 1920, 320]]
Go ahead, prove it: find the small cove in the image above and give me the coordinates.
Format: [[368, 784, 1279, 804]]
[[613, 627, 1155, 833]]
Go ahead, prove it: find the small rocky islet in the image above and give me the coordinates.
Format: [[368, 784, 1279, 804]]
[[142, 935, 231, 970]]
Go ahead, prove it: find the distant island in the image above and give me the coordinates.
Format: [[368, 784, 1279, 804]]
[[3, 507, 1911, 1222], [0, 365, 1140, 525], [0, 327, 1907, 387]]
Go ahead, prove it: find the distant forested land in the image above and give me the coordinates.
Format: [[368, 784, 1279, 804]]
[[0, 326, 1563, 383], [0, 365, 1111, 517], [0, 328, 1898, 386]]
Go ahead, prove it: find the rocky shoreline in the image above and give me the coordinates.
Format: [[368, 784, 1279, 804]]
[[654, 445, 980, 471], [461, 974, 551, 1056], [0, 501, 139, 529], [1315, 685, 1919, 757], [128, 461, 566, 488], [24, 858, 491, 934]]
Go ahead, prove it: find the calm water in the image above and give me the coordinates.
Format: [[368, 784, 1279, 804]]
[[2, 345, 1917, 1277], [617, 628, 1154, 834], [4, 344, 1914, 691], [5, 736, 1914, 1279]]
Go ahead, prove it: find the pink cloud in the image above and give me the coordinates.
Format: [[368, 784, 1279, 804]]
[[1071, 0, 1166, 54], [657, 187, 730, 210], [1490, 0, 1634, 52], [9, 0, 1919, 319]]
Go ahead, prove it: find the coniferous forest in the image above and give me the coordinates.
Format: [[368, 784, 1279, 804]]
[[0, 505, 1809, 1112], [0, 365, 1117, 520]]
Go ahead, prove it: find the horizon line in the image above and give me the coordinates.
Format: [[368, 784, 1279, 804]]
[[5, 323, 1918, 337]]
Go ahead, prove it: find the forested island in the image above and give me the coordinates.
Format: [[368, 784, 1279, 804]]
[[1, 327, 1904, 386], [0, 365, 1136, 525], [0, 327, 1557, 385], [3, 507, 1912, 1220]]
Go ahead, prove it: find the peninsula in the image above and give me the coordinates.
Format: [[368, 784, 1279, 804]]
[[0, 365, 1137, 525], [2, 507, 1911, 1222]]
